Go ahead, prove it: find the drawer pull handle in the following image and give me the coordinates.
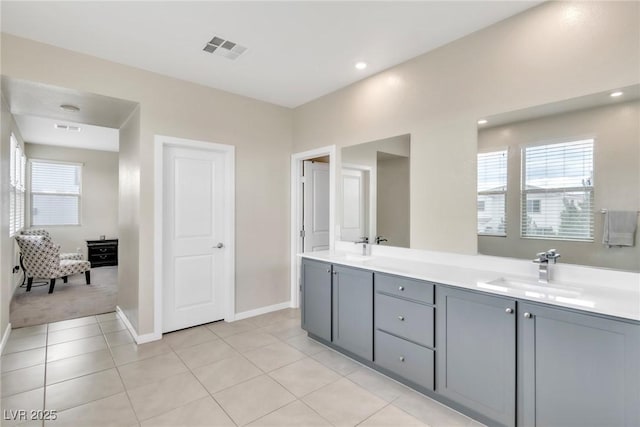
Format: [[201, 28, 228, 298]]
[[99, 248, 107, 252], [524, 312, 532, 318], [99, 255, 107, 259], [505, 308, 513, 314], [399, 356, 405, 362], [398, 286, 405, 291], [398, 315, 405, 321]]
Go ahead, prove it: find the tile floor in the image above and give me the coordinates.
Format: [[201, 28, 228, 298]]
[[1, 309, 484, 427]]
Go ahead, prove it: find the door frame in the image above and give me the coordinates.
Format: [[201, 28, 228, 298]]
[[154, 135, 236, 337], [290, 145, 336, 308]]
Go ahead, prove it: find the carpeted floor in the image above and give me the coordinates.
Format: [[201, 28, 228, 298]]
[[10, 266, 118, 328]]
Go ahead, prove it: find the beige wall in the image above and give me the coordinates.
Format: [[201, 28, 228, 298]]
[[377, 154, 410, 247], [293, 1, 640, 255], [1, 33, 293, 334], [478, 101, 640, 271], [24, 144, 119, 255]]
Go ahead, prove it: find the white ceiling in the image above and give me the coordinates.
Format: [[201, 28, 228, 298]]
[[1, 1, 542, 108]]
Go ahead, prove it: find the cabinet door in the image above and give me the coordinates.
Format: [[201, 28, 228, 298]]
[[332, 265, 373, 360], [301, 259, 332, 342], [519, 302, 640, 427], [436, 287, 516, 427]]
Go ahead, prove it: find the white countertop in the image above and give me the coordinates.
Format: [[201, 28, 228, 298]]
[[300, 250, 640, 322]]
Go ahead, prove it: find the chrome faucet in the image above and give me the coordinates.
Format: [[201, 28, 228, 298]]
[[375, 236, 388, 245], [354, 237, 369, 255], [533, 249, 560, 284]]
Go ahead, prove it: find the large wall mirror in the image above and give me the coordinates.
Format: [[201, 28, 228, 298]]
[[340, 134, 410, 248], [478, 85, 640, 271]]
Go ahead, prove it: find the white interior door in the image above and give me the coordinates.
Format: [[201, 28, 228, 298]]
[[303, 161, 330, 252], [163, 145, 228, 332], [341, 167, 368, 241]]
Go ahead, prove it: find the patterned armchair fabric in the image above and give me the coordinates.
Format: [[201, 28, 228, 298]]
[[15, 235, 91, 294], [19, 229, 83, 260]]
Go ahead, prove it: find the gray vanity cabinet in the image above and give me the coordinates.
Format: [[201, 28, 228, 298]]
[[436, 286, 516, 427], [301, 258, 332, 342], [518, 302, 640, 427]]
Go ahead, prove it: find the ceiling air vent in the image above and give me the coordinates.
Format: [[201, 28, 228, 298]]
[[202, 35, 247, 60]]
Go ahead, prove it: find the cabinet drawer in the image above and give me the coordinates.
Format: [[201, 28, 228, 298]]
[[375, 293, 434, 348], [375, 273, 434, 304], [89, 246, 117, 255], [375, 330, 434, 391]]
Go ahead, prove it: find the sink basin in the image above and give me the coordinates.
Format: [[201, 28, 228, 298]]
[[337, 253, 374, 262], [483, 277, 581, 297]]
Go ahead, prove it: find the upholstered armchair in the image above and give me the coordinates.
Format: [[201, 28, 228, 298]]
[[19, 229, 84, 260], [15, 235, 91, 294]]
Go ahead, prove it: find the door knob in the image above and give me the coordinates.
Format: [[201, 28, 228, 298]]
[[505, 308, 513, 314], [213, 243, 224, 249]]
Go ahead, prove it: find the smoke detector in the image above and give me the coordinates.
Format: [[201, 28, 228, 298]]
[[203, 35, 247, 60]]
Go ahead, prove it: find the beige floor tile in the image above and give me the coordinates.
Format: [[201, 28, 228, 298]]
[[248, 400, 331, 426], [260, 318, 305, 340], [140, 396, 234, 427], [109, 340, 173, 366], [45, 368, 124, 412], [206, 318, 257, 338], [311, 349, 361, 375], [46, 349, 115, 385], [127, 371, 208, 421], [103, 329, 134, 348], [1, 364, 45, 397], [6, 324, 47, 340], [46, 335, 107, 362], [248, 311, 291, 328], [46, 392, 137, 427], [46, 324, 102, 346], [213, 375, 296, 426], [162, 325, 218, 350], [303, 378, 387, 427], [286, 334, 327, 356], [95, 312, 118, 323], [47, 316, 97, 332], [243, 342, 306, 372], [223, 330, 280, 353], [192, 354, 262, 394], [117, 351, 188, 389], [1, 347, 46, 373], [393, 390, 475, 427], [97, 318, 126, 333], [1, 387, 44, 413], [175, 338, 239, 370], [3, 334, 47, 355], [346, 367, 409, 402], [269, 358, 340, 397], [360, 405, 428, 426]]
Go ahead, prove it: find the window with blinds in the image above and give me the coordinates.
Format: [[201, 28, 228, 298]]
[[9, 134, 26, 236], [31, 160, 82, 226], [521, 139, 594, 241], [477, 150, 507, 236]]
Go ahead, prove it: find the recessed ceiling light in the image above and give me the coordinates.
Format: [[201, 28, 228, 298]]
[[60, 104, 80, 112], [610, 91, 624, 98], [477, 119, 488, 125], [355, 61, 367, 70]]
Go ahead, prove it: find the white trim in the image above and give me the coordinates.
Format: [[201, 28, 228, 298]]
[[0, 323, 11, 354], [154, 135, 236, 338], [290, 145, 336, 308], [115, 306, 161, 344], [233, 301, 292, 322]]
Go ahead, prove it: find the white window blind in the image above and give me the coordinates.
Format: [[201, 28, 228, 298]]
[[521, 139, 594, 241], [9, 134, 26, 236], [31, 160, 82, 226], [478, 150, 507, 236]]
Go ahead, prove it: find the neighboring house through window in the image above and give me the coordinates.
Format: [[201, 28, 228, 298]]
[[521, 139, 594, 241], [477, 150, 507, 236], [9, 133, 26, 236], [30, 160, 82, 226]]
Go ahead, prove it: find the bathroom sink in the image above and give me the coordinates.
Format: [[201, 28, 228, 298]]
[[483, 277, 581, 297], [335, 253, 374, 262]]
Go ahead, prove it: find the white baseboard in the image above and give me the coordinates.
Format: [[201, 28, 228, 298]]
[[1, 323, 12, 354], [233, 301, 292, 322], [116, 306, 161, 345]]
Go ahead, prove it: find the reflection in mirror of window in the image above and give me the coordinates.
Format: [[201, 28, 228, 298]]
[[477, 150, 507, 236]]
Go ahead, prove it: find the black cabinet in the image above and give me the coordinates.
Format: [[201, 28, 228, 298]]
[[86, 239, 118, 267]]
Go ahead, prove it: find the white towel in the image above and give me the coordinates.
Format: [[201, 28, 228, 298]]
[[603, 211, 637, 247]]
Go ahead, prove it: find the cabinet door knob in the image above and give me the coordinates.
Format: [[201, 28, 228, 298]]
[[398, 315, 405, 321], [505, 308, 513, 314], [327, 268, 331, 273], [399, 356, 405, 362], [524, 312, 532, 318], [398, 286, 405, 291]]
